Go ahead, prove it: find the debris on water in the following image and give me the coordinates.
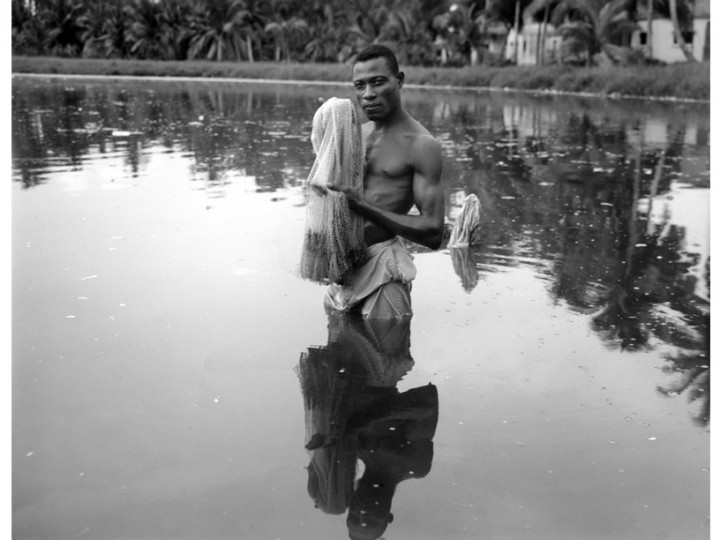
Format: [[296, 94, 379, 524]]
[[701, 467, 709, 472], [80, 275, 98, 280], [65, 315, 76, 319], [214, 396, 220, 403], [609, 440, 617, 445], [26, 452, 34, 457], [647, 437, 657, 441], [78, 297, 89, 300]]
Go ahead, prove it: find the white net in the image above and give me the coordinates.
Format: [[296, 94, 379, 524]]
[[300, 97, 367, 284]]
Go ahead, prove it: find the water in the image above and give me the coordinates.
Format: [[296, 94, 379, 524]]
[[12, 76, 709, 540]]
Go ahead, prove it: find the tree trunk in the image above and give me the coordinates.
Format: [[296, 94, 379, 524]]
[[646, 0, 653, 59], [247, 35, 254, 62], [669, 0, 696, 62], [513, 0, 521, 64], [539, 3, 550, 65]]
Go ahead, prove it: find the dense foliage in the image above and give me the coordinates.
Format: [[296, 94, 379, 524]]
[[11, 0, 698, 67]]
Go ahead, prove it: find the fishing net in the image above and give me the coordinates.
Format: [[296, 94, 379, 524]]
[[299, 97, 367, 284], [448, 193, 481, 248]]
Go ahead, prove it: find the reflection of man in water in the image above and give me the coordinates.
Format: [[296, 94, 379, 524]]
[[296, 314, 438, 539], [326, 44, 445, 318]]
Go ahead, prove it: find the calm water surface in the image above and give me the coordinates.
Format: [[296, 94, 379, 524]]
[[12, 76, 709, 540]]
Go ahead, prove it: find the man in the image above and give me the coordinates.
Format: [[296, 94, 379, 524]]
[[326, 44, 445, 318]]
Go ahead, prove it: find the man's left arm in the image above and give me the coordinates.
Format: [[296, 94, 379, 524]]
[[329, 136, 445, 250], [408, 135, 445, 249]]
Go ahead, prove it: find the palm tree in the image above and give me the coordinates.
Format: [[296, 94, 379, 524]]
[[187, 0, 252, 62], [38, 0, 86, 57], [77, 0, 132, 59], [668, 0, 695, 61], [161, 0, 195, 61], [127, 0, 173, 60], [12, 0, 43, 55], [379, 5, 435, 66], [264, 15, 309, 62], [345, 0, 392, 52], [549, 0, 639, 65], [304, 3, 347, 62], [431, 2, 487, 66]]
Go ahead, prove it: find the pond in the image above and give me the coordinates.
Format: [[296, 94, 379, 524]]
[[12, 75, 709, 540]]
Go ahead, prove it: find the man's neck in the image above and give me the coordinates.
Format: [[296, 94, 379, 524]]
[[372, 105, 406, 131]]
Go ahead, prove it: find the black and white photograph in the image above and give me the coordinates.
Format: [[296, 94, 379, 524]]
[[11, 1, 710, 538]]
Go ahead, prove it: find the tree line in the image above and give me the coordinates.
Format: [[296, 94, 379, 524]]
[[12, 0, 697, 67]]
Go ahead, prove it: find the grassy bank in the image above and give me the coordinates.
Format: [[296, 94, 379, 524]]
[[12, 55, 710, 102]]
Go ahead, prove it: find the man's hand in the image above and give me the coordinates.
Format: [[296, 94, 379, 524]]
[[326, 183, 362, 210]]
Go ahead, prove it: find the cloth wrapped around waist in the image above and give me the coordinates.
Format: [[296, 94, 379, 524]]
[[324, 237, 416, 317]]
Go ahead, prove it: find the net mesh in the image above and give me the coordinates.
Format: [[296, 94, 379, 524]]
[[299, 97, 367, 284]]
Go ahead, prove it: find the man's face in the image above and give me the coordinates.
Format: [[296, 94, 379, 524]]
[[352, 57, 403, 121]]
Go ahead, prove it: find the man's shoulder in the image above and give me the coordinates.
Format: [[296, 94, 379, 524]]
[[408, 129, 441, 156]]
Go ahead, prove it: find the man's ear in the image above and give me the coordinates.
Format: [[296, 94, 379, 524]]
[[397, 71, 405, 88]]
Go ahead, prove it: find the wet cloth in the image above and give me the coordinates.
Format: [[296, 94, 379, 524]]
[[324, 237, 416, 318], [299, 97, 367, 284]]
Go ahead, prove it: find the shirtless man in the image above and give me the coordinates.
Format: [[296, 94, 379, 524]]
[[326, 44, 445, 318]]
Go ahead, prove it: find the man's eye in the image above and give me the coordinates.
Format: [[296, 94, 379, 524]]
[[354, 83, 365, 91]]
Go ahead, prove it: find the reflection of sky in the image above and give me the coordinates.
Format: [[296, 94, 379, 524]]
[[641, 186, 710, 301]]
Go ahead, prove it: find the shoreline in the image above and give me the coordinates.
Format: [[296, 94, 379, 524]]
[[12, 55, 709, 103], [11, 71, 710, 105]]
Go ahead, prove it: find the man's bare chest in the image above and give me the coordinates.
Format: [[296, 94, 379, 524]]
[[364, 132, 413, 180]]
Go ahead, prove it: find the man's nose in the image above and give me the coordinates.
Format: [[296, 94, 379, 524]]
[[362, 86, 376, 100]]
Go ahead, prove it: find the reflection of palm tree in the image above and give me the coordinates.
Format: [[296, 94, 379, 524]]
[[296, 314, 438, 539]]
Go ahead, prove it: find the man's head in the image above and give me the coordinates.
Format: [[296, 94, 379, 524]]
[[354, 44, 400, 76], [352, 44, 404, 122]]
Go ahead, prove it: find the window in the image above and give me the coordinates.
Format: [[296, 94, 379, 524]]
[[673, 31, 695, 44], [639, 32, 647, 45]]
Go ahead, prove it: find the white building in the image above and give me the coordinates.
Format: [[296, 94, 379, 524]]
[[630, 0, 710, 63], [505, 23, 563, 66]]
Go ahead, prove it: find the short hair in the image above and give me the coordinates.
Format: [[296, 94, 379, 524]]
[[353, 44, 399, 76]]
